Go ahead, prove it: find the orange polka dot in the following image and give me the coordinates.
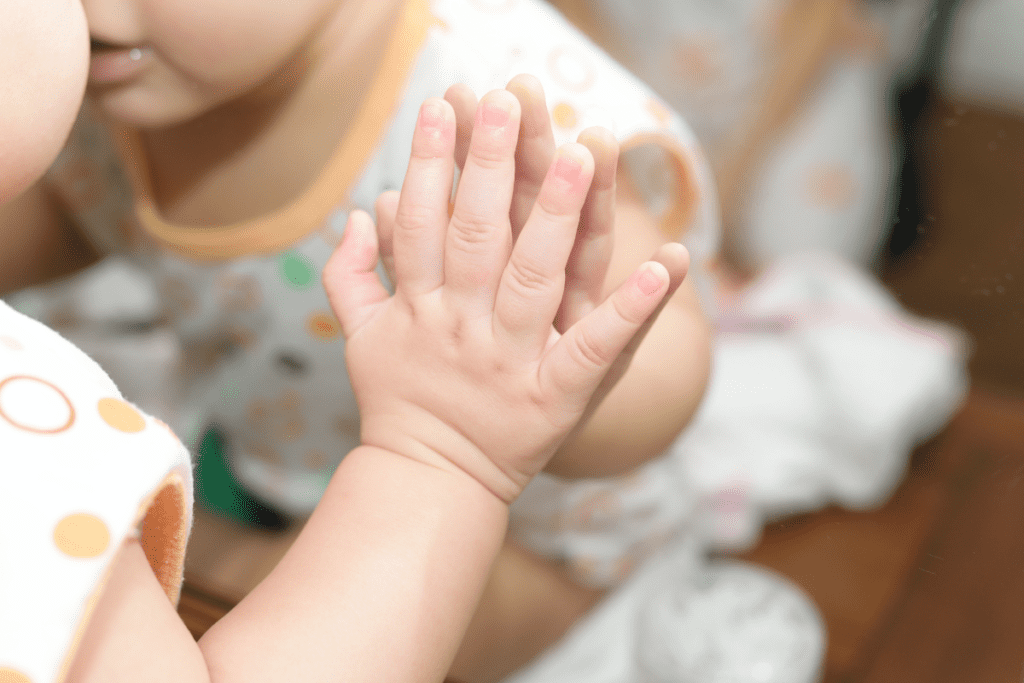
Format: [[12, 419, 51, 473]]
[[547, 45, 597, 92], [187, 341, 222, 374], [161, 276, 198, 317], [246, 399, 269, 430], [671, 35, 724, 88], [226, 325, 257, 349], [0, 336, 23, 351], [280, 389, 301, 410], [307, 312, 340, 340], [552, 102, 578, 129], [578, 491, 622, 525], [304, 449, 329, 470], [54, 513, 110, 558], [0, 376, 75, 434], [334, 414, 361, 437], [98, 398, 146, 433], [0, 669, 32, 683], [807, 164, 858, 209], [248, 442, 282, 465], [46, 302, 80, 330], [278, 419, 301, 440], [216, 274, 262, 311]]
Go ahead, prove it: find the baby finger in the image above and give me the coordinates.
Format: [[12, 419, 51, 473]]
[[493, 143, 593, 355], [541, 261, 670, 410]]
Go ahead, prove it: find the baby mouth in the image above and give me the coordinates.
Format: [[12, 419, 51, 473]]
[[89, 40, 154, 85]]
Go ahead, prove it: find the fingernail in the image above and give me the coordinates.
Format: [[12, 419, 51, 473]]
[[636, 266, 663, 296], [554, 154, 583, 184], [420, 100, 445, 130], [481, 99, 511, 128]]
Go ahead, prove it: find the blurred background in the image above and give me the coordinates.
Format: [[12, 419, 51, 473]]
[[556, 0, 1024, 680]]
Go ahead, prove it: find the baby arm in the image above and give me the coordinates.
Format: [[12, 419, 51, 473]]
[[65, 91, 681, 683]]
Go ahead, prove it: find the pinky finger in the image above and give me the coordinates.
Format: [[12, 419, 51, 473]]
[[541, 261, 670, 407]]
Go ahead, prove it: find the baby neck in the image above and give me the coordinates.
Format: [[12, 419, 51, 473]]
[[141, 0, 405, 227]]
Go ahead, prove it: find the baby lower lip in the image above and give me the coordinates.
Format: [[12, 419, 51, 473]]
[[89, 46, 153, 85]]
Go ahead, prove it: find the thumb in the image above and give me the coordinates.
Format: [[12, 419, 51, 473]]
[[322, 210, 391, 337]]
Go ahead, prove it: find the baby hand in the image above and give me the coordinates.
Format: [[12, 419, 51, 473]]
[[323, 92, 680, 503], [374, 75, 621, 329], [430, 77, 690, 450]]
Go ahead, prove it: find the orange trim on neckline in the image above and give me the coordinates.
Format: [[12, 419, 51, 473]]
[[113, 0, 433, 262]]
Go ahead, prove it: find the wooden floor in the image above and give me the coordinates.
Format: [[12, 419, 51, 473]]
[[741, 389, 1024, 682], [177, 97, 1024, 680]]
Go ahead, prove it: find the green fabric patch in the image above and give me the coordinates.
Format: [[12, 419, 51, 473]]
[[281, 253, 315, 289]]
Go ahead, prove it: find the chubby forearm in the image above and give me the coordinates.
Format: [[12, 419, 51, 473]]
[[199, 445, 508, 683], [544, 278, 711, 478], [68, 446, 509, 683]]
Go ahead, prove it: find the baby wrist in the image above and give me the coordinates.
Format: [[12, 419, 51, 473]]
[[356, 432, 523, 506]]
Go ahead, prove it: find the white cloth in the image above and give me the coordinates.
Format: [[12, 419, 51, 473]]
[[690, 252, 969, 549], [0, 300, 193, 683], [503, 541, 825, 683]]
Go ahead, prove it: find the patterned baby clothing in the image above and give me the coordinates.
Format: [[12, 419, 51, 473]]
[[0, 300, 193, 683]]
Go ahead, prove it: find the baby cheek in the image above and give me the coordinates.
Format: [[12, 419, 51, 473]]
[[0, 0, 88, 202]]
